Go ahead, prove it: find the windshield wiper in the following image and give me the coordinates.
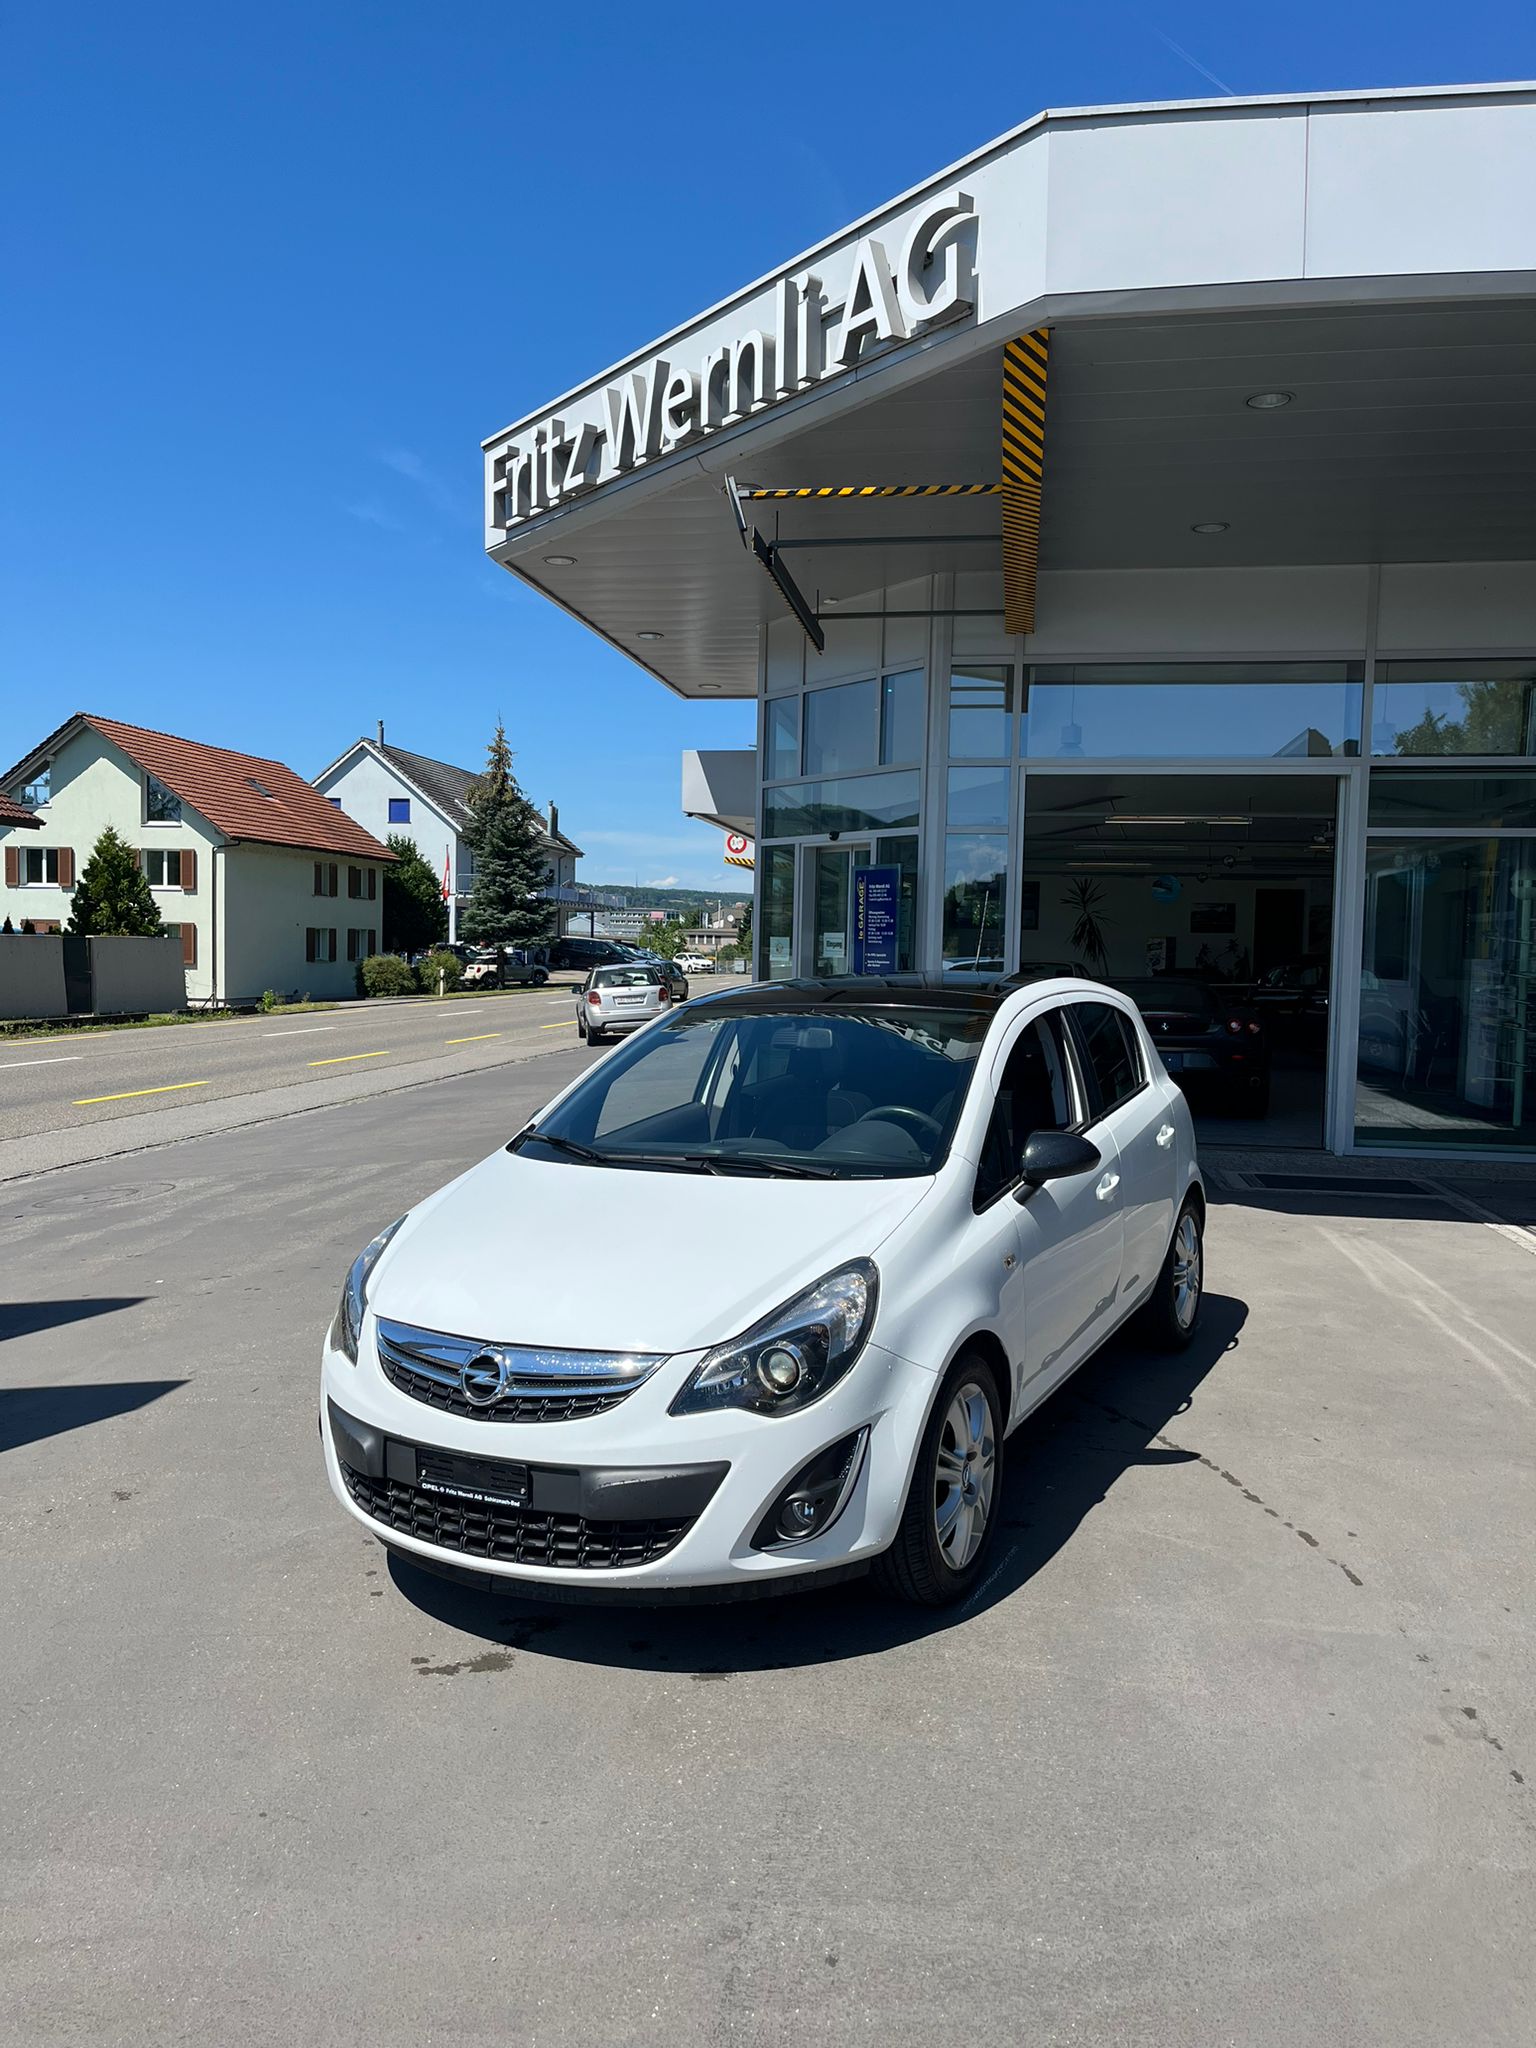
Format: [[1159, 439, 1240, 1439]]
[[509, 1127, 608, 1164], [679, 1152, 842, 1179]]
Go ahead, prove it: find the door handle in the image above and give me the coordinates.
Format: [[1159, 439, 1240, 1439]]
[[1156, 1124, 1176, 1148], [1095, 1172, 1120, 1201]]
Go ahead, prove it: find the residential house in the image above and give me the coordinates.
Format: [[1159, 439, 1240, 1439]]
[[313, 726, 583, 941], [0, 715, 394, 1002]]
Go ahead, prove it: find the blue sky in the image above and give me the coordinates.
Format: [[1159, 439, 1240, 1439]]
[[4, 3, 1532, 886]]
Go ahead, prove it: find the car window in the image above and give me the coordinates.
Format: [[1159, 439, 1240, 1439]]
[[975, 1013, 1075, 1207], [1071, 1002, 1142, 1117], [594, 966, 658, 988], [593, 1018, 727, 1140]]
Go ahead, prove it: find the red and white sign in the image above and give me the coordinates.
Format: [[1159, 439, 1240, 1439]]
[[725, 832, 749, 856]]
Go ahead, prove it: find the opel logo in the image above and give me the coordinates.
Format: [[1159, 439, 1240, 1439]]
[[460, 1351, 508, 1406]]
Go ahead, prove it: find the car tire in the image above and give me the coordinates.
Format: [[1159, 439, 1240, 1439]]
[[873, 1350, 1004, 1608], [588, 1023, 607, 1045], [576, 1011, 588, 1041], [532, 968, 548, 986], [1139, 1200, 1204, 1351]]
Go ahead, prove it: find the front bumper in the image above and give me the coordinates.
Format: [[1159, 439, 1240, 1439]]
[[320, 1321, 933, 1599]]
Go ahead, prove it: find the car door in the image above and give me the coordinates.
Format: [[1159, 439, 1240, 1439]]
[[1065, 999, 1176, 1312], [973, 1007, 1125, 1415]]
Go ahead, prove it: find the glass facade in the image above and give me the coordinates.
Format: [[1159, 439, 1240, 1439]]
[[756, 625, 1535, 1157]]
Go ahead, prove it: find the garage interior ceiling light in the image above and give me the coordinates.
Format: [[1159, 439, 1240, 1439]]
[[1245, 390, 1295, 409], [544, 553, 577, 566], [1190, 521, 1230, 534], [1111, 815, 1249, 825], [636, 630, 665, 641]]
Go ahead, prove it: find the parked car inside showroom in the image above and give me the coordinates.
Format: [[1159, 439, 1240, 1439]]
[[320, 974, 1204, 1608], [1110, 977, 1271, 1116]]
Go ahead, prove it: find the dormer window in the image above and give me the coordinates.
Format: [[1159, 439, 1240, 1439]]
[[146, 774, 182, 823], [19, 766, 49, 807]]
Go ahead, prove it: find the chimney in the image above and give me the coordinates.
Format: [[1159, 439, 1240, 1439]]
[[377, 720, 385, 745], [549, 801, 559, 837]]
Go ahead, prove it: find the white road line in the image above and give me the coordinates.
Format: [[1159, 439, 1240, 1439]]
[[1316, 1223, 1531, 1406], [1365, 1234, 1536, 1376], [1420, 1176, 1536, 1262], [262, 1027, 334, 1037], [0, 1054, 84, 1069]]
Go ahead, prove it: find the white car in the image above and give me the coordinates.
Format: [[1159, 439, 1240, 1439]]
[[320, 975, 1203, 1607], [675, 953, 713, 975]]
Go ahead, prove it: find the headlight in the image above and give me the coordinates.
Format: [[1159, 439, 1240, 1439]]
[[329, 1217, 407, 1363], [670, 1261, 879, 1417]]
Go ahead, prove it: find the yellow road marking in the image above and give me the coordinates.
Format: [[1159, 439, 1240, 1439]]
[[74, 1081, 211, 1105], [308, 1050, 390, 1066], [446, 1033, 501, 1044], [540, 1020, 576, 1029]]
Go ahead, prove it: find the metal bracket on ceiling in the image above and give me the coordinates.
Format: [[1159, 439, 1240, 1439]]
[[724, 475, 825, 652]]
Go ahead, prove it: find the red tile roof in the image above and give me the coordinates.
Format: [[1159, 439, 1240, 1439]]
[[0, 795, 42, 828], [80, 715, 395, 860]]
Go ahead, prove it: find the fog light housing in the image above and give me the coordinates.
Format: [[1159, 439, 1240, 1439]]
[[752, 1428, 869, 1551]]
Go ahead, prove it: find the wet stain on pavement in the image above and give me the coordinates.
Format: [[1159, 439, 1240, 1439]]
[[415, 1648, 518, 1678]]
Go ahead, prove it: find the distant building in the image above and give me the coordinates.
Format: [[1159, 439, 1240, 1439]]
[[313, 727, 583, 942], [681, 906, 745, 957], [1, 714, 393, 1001]]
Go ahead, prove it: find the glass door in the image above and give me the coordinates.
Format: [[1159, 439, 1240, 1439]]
[[803, 845, 871, 976]]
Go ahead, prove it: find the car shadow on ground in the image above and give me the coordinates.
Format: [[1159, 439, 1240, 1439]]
[[0, 1379, 185, 1455], [386, 1293, 1246, 1672]]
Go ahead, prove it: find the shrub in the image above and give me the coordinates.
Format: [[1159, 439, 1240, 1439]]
[[259, 989, 280, 1012], [415, 948, 463, 994], [360, 953, 416, 998]]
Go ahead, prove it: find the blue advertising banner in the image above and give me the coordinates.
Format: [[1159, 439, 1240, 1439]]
[[852, 865, 901, 975]]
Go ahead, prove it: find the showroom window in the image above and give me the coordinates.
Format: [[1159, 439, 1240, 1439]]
[[1371, 662, 1536, 758], [1021, 665, 1364, 760]]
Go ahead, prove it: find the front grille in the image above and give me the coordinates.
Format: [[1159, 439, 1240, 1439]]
[[376, 1319, 660, 1425], [341, 1464, 693, 1570]]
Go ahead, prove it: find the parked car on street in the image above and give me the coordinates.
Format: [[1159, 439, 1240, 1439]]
[[548, 935, 638, 973], [1112, 977, 1270, 1115], [630, 953, 688, 1001], [676, 953, 714, 976], [461, 948, 549, 988], [321, 974, 1204, 1608], [576, 962, 674, 1043]]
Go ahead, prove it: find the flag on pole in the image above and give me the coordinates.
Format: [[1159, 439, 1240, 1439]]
[[442, 847, 451, 902]]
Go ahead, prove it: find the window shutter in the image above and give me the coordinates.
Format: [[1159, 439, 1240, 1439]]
[[181, 924, 198, 967], [182, 848, 197, 893], [3, 847, 16, 888], [313, 862, 321, 895], [368, 867, 377, 901], [57, 847, 75, 889]]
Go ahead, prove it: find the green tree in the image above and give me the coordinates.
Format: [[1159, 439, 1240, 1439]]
[[67, 826, 165, 937], [736, 901, 752, 956], [382, 833, 448, 954], [460, 723, 555, 949]]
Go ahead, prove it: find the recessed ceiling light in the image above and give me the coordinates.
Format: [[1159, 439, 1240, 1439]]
[[636, 630, 664, 641], [1245, 390, 1294, 410], [543, 553, 577, 566], [1190, 521, 1230, 535], [699, 683, 721, 692]]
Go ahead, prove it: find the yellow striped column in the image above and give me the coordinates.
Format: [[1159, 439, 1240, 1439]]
[[1002, 329, 1049, 635]]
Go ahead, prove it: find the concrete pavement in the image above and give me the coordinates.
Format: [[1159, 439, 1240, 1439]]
[[1, 1053, 1532, 2046]]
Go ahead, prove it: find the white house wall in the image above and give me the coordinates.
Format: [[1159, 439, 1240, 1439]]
[[221, 845, 381, 1003], [316, 753, 462, 891], [0, 725, 222, 999]]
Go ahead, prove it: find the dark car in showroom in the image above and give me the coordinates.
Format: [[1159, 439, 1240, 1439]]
[[1114, 977, 1270, 1116]]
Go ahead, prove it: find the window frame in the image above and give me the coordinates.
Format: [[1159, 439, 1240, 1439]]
[[972, 1006, 1085, 1212], [142, 847, 184, 890], [21, 847, 61, 886], [387, 797, 412, 823], [1063, 1000, 1147, 1126], [144, 774, 183, 825], [305, 926, 338, 964]]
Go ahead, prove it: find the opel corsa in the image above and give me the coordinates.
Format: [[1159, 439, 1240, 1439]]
[[320, 976, 1204, 1607]]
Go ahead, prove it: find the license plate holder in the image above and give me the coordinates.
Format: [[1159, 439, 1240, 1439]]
[[416, 1450, 531, 1508]]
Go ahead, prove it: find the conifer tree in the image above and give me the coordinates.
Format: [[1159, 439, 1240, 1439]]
[[67, 826, 165, 937], [382, 834, 448, 953], [460, 724, 555, 949]]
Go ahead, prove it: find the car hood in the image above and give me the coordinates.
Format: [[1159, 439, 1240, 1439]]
[[368, 1149, 936, 1355]]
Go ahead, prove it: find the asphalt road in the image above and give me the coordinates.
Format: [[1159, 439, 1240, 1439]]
[[2, 1057, 1534, 2046], [0, 986, 583, 1141]]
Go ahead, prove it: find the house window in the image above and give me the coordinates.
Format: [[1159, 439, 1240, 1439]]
[[346, 865, 377, 900], [305, 927, 337, 963], [346, 928, 377, 961], [163, 923, 198, 968], [327, 797, 342, 809], [313, 862, 338, 896], [20, 767, 49, 806], [388, 798, 411, 823], [143, 848, 184, 888], [146, 774, 182, 823], [22, 848, 60, 885]]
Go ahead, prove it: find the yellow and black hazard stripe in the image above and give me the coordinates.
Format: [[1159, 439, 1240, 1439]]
[[740, 483, 1000, 500], [1002, 328, 1049, 635], [723, 851, 755, 870]]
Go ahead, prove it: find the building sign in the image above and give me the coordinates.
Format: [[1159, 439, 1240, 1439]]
[[486, 194, 978, 535], [853, 865, 901, 976]]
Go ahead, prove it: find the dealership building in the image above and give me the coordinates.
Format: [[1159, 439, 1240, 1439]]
[[483, 82, 1535, 1158]]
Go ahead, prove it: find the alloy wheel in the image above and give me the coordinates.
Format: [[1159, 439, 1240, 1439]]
[[933, 1381, 996, 1570], [1172, 1211, 1202, 1331]]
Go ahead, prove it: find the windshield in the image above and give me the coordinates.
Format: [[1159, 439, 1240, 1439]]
[[516, 1005, 992, 1177]]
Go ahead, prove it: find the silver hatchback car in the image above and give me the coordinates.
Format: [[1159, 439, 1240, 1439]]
[[577, 963, 673, 1044]]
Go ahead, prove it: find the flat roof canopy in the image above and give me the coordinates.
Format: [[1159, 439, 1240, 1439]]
[[485, 86, 1536, 697]]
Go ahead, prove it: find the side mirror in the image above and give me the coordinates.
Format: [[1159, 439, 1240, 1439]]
[[1014, 1130, 1102, 1198]]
